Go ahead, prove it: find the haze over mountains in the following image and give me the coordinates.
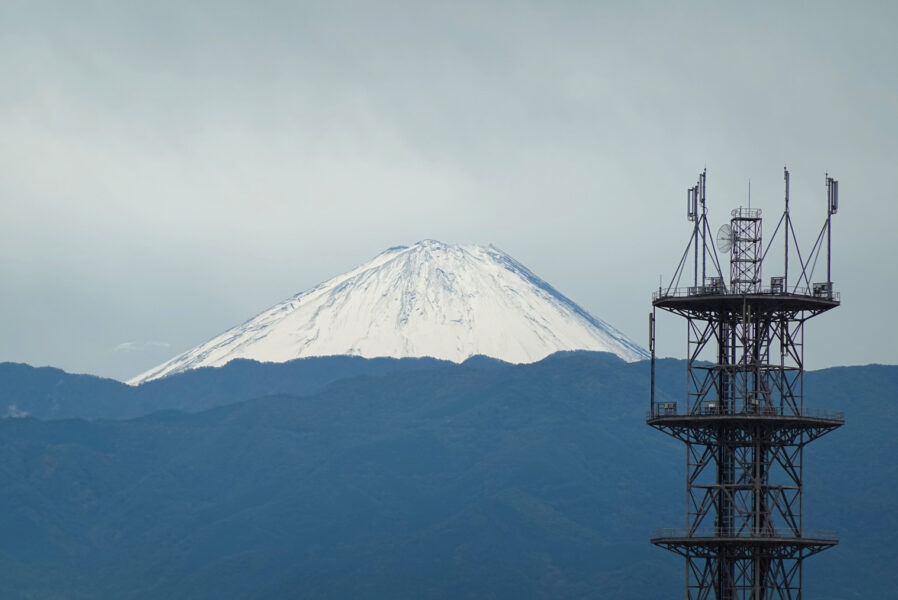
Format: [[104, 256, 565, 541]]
[[131, 241, 647, 384]]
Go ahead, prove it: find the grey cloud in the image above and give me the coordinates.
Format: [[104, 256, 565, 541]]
[[0, 1, 895, 379]]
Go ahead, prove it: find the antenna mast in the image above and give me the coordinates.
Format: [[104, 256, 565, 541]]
[[826, 173, 838, 290], [648, 168, 844, 598], [701, 169, 707, 286], [784, 167, 790, 290], [688, 184, 698, 287]]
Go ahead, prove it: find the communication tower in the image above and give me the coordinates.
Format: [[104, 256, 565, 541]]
[[648, 169, 844, 598]]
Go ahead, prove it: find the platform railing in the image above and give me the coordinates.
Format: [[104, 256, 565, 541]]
[[650, 528, 838, 541], [647, 403, 844, 422], [652, 286, 840, 302]]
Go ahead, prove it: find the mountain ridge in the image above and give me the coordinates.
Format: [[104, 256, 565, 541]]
[[0, 354, 890, 599], [130, 240, 647, 384]]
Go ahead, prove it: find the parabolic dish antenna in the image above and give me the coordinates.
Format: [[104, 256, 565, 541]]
[[717, 223, 734, 253]]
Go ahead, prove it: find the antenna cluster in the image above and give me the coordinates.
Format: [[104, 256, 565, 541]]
[[663, 168, 840, 299]]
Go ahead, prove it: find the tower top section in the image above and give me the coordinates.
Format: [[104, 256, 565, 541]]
[[654, 168, 840, 311]]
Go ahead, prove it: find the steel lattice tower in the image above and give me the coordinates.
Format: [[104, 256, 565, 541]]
[[648, 169, 844, 599]]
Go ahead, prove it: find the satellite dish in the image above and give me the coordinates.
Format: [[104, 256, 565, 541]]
[[717, 224, 734, 253]]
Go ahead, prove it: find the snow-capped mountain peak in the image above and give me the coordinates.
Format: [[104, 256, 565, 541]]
[[129, 240, 647, 384]]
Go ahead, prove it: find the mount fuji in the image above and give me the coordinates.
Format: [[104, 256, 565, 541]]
[[130, 241, 647, 384]]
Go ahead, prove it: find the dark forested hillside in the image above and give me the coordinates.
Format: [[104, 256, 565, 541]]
[[0, 353, 892, 598], [0, 355, 451, 420]]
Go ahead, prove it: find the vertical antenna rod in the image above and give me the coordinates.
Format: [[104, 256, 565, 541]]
[[700, 169, 707, 286], [784, 167, 790, 289], [826, 174, 838, 291], [688, 185, 698, 287], [649, 311, 656, 414]]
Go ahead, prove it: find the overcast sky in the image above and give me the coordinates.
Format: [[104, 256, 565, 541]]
[[2, 1, 895, 380]]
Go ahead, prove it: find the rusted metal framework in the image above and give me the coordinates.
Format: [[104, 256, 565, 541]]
[[648, 169, 843, 599]]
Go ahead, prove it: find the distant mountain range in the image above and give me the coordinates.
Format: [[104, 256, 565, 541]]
[[0, 353, 893, 599], [131, 241, 647, 384], [0, 355, 478, 421]]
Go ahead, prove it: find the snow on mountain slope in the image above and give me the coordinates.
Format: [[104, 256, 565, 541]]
[[129, 240, 648, 384]]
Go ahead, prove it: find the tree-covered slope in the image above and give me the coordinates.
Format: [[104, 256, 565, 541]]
[[0, 355, 451, 420], [0, 354, 892, 598]]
